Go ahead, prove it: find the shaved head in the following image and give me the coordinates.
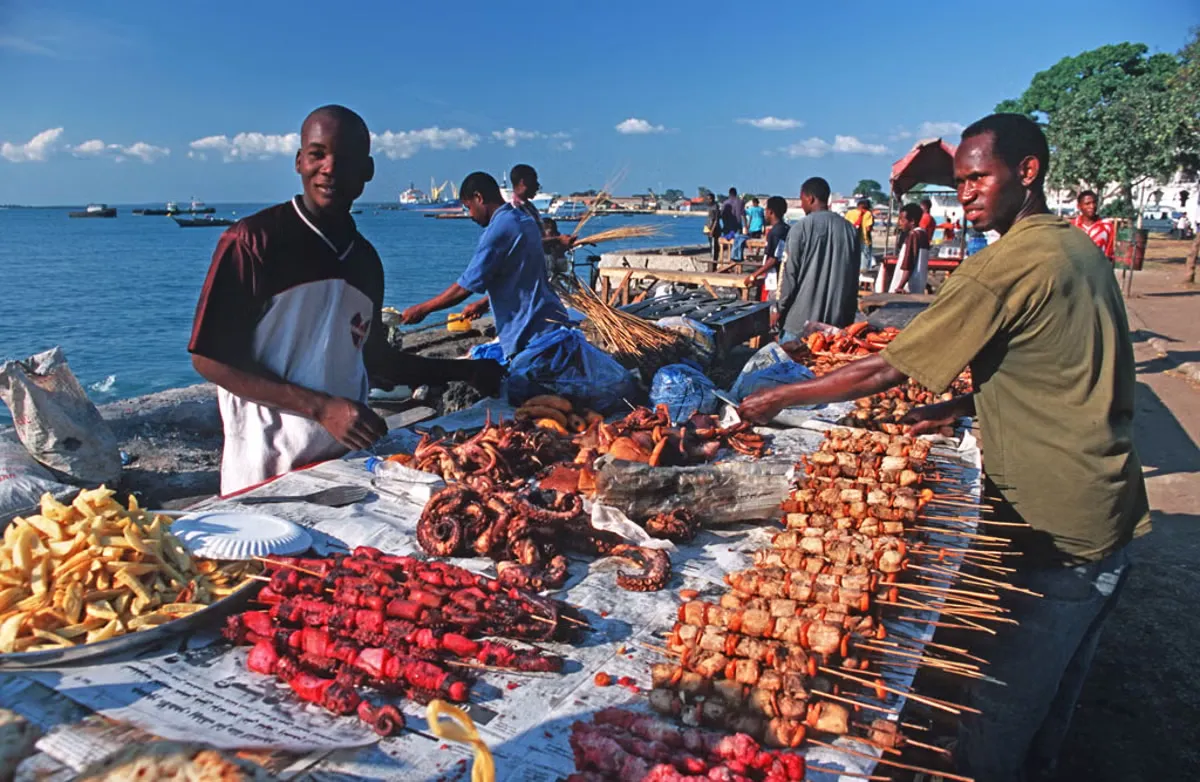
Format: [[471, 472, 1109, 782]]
[[302, 105, 370, 152]]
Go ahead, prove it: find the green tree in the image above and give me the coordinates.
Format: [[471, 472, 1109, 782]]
[[997, 42, 1179, 220], [661, 188, 685, 203], [697, 186, 713, 200], [852, 179, 887, 203]]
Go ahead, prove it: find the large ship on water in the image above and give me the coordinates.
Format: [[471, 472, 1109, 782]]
[[397, 178, 461, 211]]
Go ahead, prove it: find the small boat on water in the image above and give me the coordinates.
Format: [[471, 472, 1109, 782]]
[[134, 198, 215, 216], [548, 200, 588, 219], [172, 215, 236, 228], [68, 203, 117, 218]]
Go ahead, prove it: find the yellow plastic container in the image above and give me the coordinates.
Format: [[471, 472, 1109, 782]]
[[447, 313, 471, 332]]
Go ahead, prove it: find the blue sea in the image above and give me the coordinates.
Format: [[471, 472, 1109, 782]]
[[0, 204, 700, 422]]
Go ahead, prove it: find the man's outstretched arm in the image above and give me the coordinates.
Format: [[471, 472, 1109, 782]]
[[738, 354, 908, 422]]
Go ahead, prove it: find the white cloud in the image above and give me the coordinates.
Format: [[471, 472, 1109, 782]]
[[831, 135, 889, 155], [738, 116, 803, 131], [556, 140, 575, 151], [72, 138, 169, 163], [780, 138, 833, 158], [371, 127, 479, 160], [123, 141, 170, 163], [491, 127, 540, 147], [917, 121, 965, 139], [1, 127, 64, 162], [615, 118, 666, 135], [187, 132, 300, 162], [779, 135, 889, 159]]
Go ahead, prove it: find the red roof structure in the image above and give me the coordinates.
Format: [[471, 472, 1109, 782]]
[[890, 138, 958, 197]]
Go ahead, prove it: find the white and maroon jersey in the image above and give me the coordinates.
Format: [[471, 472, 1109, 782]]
[[189, 197, 383, 495], [1071, 215, 1115, 259]]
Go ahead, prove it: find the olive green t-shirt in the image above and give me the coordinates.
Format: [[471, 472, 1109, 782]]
[[881, 214, 1149, 565]]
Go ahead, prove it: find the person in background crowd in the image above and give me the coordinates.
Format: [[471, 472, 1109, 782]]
[[844, 198, 875, 271], [745, 196, 789, 302], [189, 105, 502, 495], [740, 113, 1147, 782], [745, 197, 766, 238], [705, 193, 722, 261], [542, 217, 570, 277], [775, 177, 861, 341], [1071, 190, 1116, 260], [509, 163, 544, 228], [918, 197, 937, 238], [721, 187, 746, 235], [875, 203, 930, 293], [938, 217, 960, 243], [400, 172, 569, 360], [1177, 213, 1194, 240], [510, 163, 576, 255]]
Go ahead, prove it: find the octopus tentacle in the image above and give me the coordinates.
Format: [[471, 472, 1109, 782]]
[[609, 544, 671, 592]]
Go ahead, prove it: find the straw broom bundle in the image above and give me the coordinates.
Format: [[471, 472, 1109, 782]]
[[554, 276, 692, 377], [575, 224, 665, 246]]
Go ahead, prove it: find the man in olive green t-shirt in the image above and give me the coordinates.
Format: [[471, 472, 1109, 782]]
[[740, 114, 1147, 782]]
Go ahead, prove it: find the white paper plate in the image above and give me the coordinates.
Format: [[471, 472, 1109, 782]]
[[170, 511, 312, 560]]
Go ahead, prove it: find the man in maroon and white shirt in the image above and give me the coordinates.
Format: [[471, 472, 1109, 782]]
[[189, 105, 502, 494]]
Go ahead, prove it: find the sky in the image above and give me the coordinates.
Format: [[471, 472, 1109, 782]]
[[0, 0, 1195, 205]]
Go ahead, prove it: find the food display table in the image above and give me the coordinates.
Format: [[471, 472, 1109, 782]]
[[1, 396, 984, 781]]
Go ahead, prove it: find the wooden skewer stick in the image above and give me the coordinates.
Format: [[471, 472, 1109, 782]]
[[928, 498, 995, 510], [905, 737, 955, 755], [255, 557, 326, 578], [902, 721, 930, 732], [893, 591, 1006, 614], [893, 582, 999, 601], [815, 689, 900, 716], [806, 738, 976, 782], [896, 614, 997, 633], [881, 637, 990, 666], [855, 641, 980, 672], [924, 515, 1031, 529], [911, 526, 1010, 542], [819, 666, 980, 715], [964, 561, 1018, 575], [917, 563, 1043, 597]]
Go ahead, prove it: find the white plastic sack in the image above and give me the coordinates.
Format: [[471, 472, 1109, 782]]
[[0, 433, 73, 523], [0, 347, 121, 486]]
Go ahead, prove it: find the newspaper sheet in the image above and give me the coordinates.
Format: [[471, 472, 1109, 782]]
[[4, 420, 982, 782]]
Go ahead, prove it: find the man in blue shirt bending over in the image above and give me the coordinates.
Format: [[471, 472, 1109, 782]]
[[399, 171, 568, 359]]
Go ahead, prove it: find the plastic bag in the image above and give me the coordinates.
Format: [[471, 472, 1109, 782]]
[[594, 459, 794, 525], [0, 433, 73, 523], [0, 347, 122, 485], [506, 328, 639, 414], [468, 341, 506, 363], [729, 343, 815, 401], [650, 363, 717, 425]]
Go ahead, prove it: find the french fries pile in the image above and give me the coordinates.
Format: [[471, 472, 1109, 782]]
[[513, 394, 603, 436], [0, 487, 256, 654]]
